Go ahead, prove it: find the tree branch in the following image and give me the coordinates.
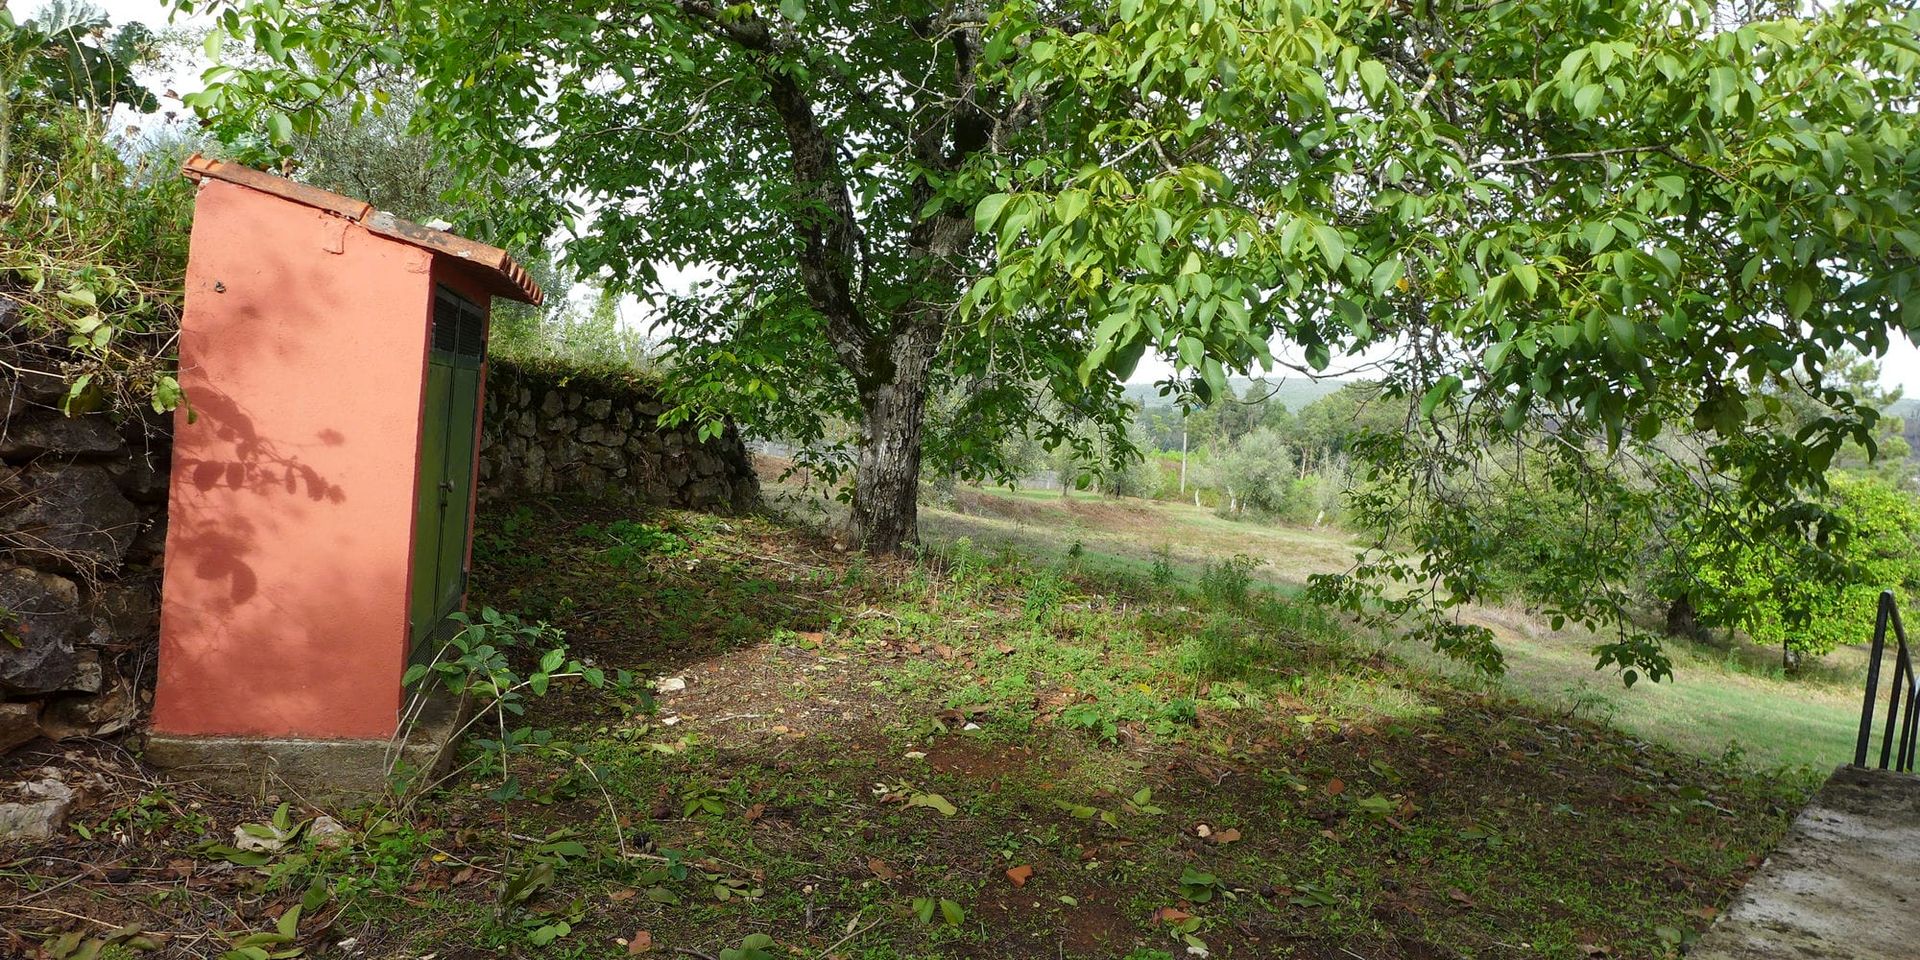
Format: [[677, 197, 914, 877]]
[[672, 0, 873, 384]]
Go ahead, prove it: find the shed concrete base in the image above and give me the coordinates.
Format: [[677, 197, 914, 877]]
[[1690, 764, 1920, 960], [144, 690, 467, 803]]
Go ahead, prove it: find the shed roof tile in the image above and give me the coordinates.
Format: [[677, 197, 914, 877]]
[[183, 154, 543, 305]]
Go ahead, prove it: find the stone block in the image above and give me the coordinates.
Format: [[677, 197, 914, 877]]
[[0, 701, 40, 753], [0, 769, 90, 841], [145, 688, 468, 802], [106, 452, 170, 504], [63, 650, 102, 694], [0, 566, 86, 695], [0, 463, 140, 572], [0, 412, 125, 460], [42, 676, 135, 738]]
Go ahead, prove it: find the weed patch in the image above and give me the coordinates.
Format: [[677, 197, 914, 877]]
[[0, 494, 1816, 960]]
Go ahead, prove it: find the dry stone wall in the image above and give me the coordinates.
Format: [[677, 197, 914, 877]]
[[0, 306, 164, 753], [478, 360, 758, 512]]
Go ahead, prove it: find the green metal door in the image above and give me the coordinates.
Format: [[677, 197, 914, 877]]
[[435, 364, 481, 612], [409, 288, 487, 652]]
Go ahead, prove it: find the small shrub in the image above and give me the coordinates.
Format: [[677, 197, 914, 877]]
[[1199, 554, 1264, 608], [1176, 618, 1258, 683], [1023, 569, 1066, 625], [1150, 545, 1178, 590]]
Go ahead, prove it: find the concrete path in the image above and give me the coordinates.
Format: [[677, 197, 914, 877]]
[[1691, 765, 1920, 959]]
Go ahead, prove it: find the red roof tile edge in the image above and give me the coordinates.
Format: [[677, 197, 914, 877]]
[[182, 154, 543, 306]]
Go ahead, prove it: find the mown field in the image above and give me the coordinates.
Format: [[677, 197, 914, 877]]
[[919, 485, 1874, 773], [2, 491, 1821, 959]]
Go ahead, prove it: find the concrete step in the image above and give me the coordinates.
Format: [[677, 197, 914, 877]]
[[1691, 765, 1920, 959]]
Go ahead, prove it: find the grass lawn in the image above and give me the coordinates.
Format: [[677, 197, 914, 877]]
[[926, 486, 1875, 773], [2, 493, 1814, 959]]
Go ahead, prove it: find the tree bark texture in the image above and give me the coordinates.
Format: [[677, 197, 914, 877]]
[[849, 322, 937, 552]]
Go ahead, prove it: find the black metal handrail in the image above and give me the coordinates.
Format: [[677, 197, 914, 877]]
[[1854, 590, 1920, 771]]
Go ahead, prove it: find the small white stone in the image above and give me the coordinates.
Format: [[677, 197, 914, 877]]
[[0, 778, 78, 840], [655, 676, 688, 693], [309, 815, 351, 850]]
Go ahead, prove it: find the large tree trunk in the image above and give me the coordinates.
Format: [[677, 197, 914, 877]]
[[848, 322, 936, 553], [1664, 594, 1709, 644]]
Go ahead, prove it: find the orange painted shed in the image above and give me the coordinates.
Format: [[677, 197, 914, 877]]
[[151, 157, 540, 753]]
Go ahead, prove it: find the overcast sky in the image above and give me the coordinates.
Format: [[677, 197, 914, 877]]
[[65, 0, 1920, 395]]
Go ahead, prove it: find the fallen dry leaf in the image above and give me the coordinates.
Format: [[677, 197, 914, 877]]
[[608, 888, 638, 902], [743, 803, 766, 823], [1152, 907, 1193, 925], [1209, 828, 1241, 845], [1323, 777, 1346, 797], [1447, 887, 1476, 907], [1006, 865, 1034, 888], [627, 930, 652, 954], [868, 858, 898, 881]]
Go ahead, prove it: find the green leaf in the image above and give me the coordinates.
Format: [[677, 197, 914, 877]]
[[267, 111, 293, 143], [1358, 59, 1388, 101], [1572, 83, 1604, 117], [939, 899, 965, 926], [1335, 299, 1371, 339], [778, 0, 806, 22], [1419, 376, 1461, 418], [1368, 258, 1403, 297], [1053, 189, 1090, 225], [1586, 221, 1617, 254], [1786, 281, 1813, 319], [1309, 223, 1346, 271], [1512, 264, 1540, 298], [56, 287, 97, 308], [907, 792, 957, 816], [973, 193, 1010, 234], [1177, 335, 1203, 370], [1608, 314, 1637, 349]]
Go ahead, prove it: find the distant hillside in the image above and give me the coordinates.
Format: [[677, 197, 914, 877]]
[[1887, 397, 1920, 422], [1125, 376, 1351, 412]]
